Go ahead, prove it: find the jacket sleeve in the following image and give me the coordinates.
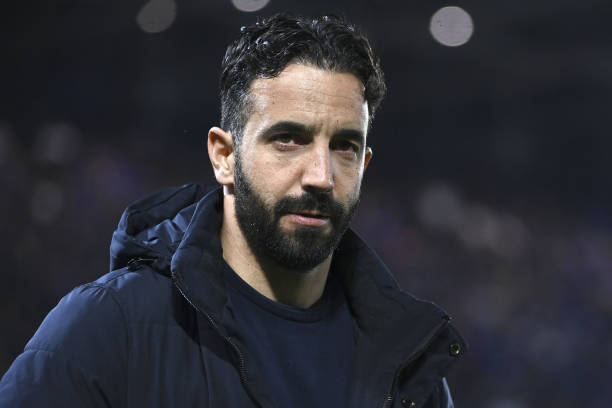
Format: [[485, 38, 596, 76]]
[[0, 284, 129, 408]]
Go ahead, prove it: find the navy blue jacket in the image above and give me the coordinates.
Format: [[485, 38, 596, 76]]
[[0, 184, 466, 407]]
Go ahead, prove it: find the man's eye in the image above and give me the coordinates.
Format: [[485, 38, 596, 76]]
[[332, 140, 359, 153], [275, 134, 294, 144], [271, 134, 304, 151]]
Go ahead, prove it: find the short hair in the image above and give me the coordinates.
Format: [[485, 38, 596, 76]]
[[219, 13, 386, 146]]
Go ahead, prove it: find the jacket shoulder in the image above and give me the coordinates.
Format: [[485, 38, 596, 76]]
[[89, 266, 179, 324], [30, 266, 178, 343], [0, 267, 188, 408], [0, 270, 136, 407]]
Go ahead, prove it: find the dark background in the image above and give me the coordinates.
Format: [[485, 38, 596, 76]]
[[2, 0, 612, 406]]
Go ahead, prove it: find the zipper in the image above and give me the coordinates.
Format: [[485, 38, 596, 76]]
[[171, 272, 263, 408], [381, 316, 450, 408], [126, 257, 156, 271]]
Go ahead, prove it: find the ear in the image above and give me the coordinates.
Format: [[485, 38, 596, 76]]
[[363, 146, 373, 171], [207, 126, 235, 186]]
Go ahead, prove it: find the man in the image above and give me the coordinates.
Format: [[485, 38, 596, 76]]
[[0, 13, 465, 408]]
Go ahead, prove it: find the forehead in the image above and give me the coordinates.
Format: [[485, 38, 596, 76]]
[[245, 64, 368, 135]]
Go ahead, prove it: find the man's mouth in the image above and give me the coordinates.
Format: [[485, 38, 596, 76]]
[[294, 210, 329, 218], [286, 211, 330, 226]]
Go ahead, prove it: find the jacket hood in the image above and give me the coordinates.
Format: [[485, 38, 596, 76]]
[[109, 183, 218, 272]]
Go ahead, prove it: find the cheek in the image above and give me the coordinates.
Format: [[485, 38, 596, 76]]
[[333, 167, 363, 206], [334, 159, 364, 186], [257, 150, 305, 184], [245, 155, 297, 200]]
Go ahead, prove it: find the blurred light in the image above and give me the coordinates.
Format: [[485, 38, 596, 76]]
[[430, 6, 473, 47], [231, 0, 270, 13], [136, 0, 177, 33], [459, 205, 528, 258], [458, 204, 501, 251], [31, 180, 65, 224], [32, 122, 81, 165], [416, 182, 529, 258], [415, 183, 466, 232]]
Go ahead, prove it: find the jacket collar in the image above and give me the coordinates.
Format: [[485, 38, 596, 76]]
[[168, 187, 450, 335]]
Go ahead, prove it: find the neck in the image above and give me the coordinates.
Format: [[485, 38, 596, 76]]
[[220, 189, 331, 309]]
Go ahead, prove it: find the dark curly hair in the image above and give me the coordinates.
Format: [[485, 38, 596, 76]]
[[219, 13, 386, 146]]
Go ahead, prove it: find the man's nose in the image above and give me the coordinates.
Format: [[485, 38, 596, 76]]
[[301, 145, 333, 192]]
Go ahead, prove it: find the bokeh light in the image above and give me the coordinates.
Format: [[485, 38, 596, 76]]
[[136, 0, 177, 33], [415, 182, 528, 259], [231, 0, 270, 13], [430, 6, 474, 47]]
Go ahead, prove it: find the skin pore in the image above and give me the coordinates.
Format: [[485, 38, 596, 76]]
[[207, 64, 372, 309]]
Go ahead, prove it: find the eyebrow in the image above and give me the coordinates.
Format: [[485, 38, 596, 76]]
[[258, 121, 315, 139], [259, 120, 365, 146]]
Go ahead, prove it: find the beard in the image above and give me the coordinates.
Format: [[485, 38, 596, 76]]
[[233, 153, 360, 271]]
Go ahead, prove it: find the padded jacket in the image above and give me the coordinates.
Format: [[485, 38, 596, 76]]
[[0, 184, 466, 408]]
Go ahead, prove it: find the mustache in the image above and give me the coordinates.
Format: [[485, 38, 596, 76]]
[[274, 191, 344, 218]]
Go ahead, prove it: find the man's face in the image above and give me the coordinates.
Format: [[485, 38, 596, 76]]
[[233, 64, 371, 271]]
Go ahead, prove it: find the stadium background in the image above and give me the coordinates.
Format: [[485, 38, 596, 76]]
[[2, 0, 611, 406]]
